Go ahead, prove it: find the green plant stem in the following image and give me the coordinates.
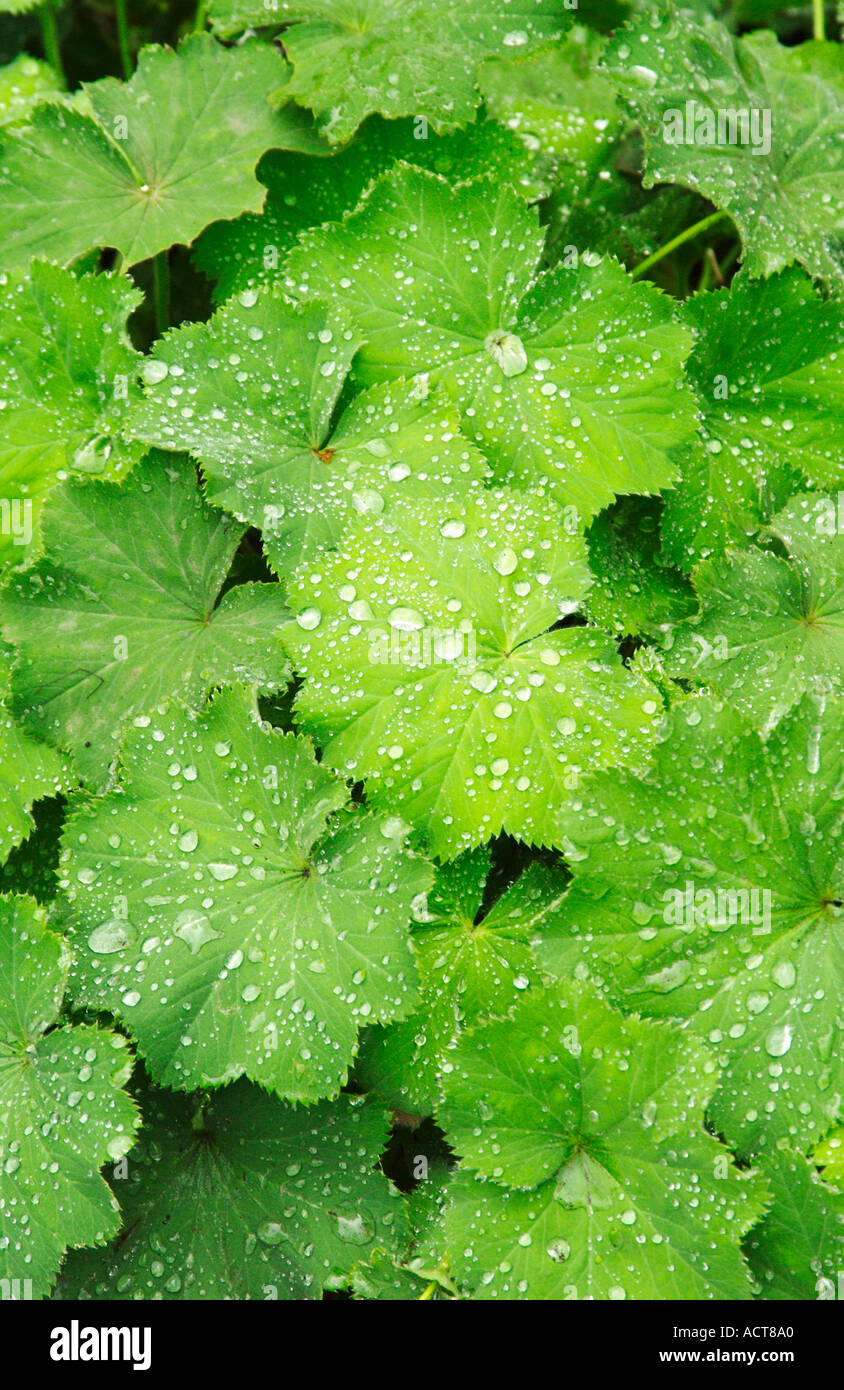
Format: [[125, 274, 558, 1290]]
[[632, 210, 728, 280], [152, 252, 170, 336], [115, 0, 133, 80], [813, 0, 825, 41], [193, 0, 208, 31], [39, 5, 66, 87]]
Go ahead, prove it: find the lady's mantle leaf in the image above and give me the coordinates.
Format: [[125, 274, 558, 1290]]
[[194, 115, 545, 304], [744, 1149, 844, 1301], [0, 648, 71, 867], [0, 262, 144, 574], [604, 9, 844, 284], [60, 685, 431, 1102], [0, 34, 323, 269], [440, 983, 765, 1300], [211, 0, 569, 144], [58, 1079, 401, 1299], [128, 289, 488, 570], [356, 850, 567, 1113], [536, 695, 844, 1154], [285, 166, 698, 519], [0, 894, 139, 1298], [0, 55, 61, 130], [662, 271, 844, 569], [667, 494, 844, 730], [283, 487, 663, 857], [0, 454, 290, 787]]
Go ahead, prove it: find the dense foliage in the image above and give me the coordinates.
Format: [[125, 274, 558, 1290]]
[[1, 0, 843, 1303]]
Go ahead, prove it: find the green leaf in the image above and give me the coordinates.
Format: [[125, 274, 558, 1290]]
[[479, 26, 623, 210], [283, 487, 663, 857], [194, 115, 546, 304], [662, 271, 844, 569], [745, 1149, 844, 1301], [0, 54, 60, 129], [0, 34, 323, 269], [814, 1126, 844, 1184], [58, 1079, 402, 1299], [0, 262, 144, 575], [285, 166, 698, 517], [128, 288, 489, 570], [0, 648, 71, 866], [0, 453, 290, 787], [585, 496, 695, 638], [211, 0, 569, 144], [60, 684, 430, 1101], [0, 894, 139, 1298], [666, 494, 844, 730], [356, 852, 566, 1112], [603, 9, 844, 284], [440, 982, 764, 1300], [535, 694, 844, 1154]]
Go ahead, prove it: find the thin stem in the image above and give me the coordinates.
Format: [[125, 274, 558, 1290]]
[[632, 210, 728, 280], [813, 0, 825, 41], [152, 252, 170, 336], [115, 0, 133, 80], [39, 5, 66, 87], [193, 0, 208, 31]]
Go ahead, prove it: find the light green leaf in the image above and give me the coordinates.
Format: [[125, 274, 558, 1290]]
[[440, 983, 764, 1300], [662, 271, 844, 569], [60, 684, 430, 1101], [666, 494, 844, 730], [283, 487, 662, 857], [0, 454, 290, 787], [0, 54, 61, 129], [0, 262, 144, 574], [604, 9, 844, 284], [58, 1080, 402, 1299], [194, 114, 546, 304], [814, 1126, 844, 1184], [0, 34, 323, 269], [479, 25, 623, 210], [128, 289, 489, 570], [211, 0, 569, 144], [285, 166, 698, 517], [535, 694, 844, 1154], [356, 852, 566, 1112], [0, 648, 71, 867], [745, 1149, 844, 1301], [0, 894, 139, 1298]]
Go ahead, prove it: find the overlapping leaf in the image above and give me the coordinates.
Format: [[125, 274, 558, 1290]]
[[356, 851, 566, 1112], [0, 648, 71, 866], [195, 115, 545, 303], [128, 289, 488, 570], [61, 685, 430, 1100], [0, 34, 322, 268], [440, 983, 765, 1299], [285, 166, 698, 517], [0, 54, 60, 129], [0, 894, 139, 1298], [662, 271, 844, 568], [0, 262, 144, 573], [666, 494, 844, 729], [0, 454, 290, 786], [211, 0, 569, 143], [744, 1149, 844, 1301], [283, 487, 663, 857], [604, 8, 844, 284], [58, 1080, 401, 1299], [536, 694, 844, 1153]]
